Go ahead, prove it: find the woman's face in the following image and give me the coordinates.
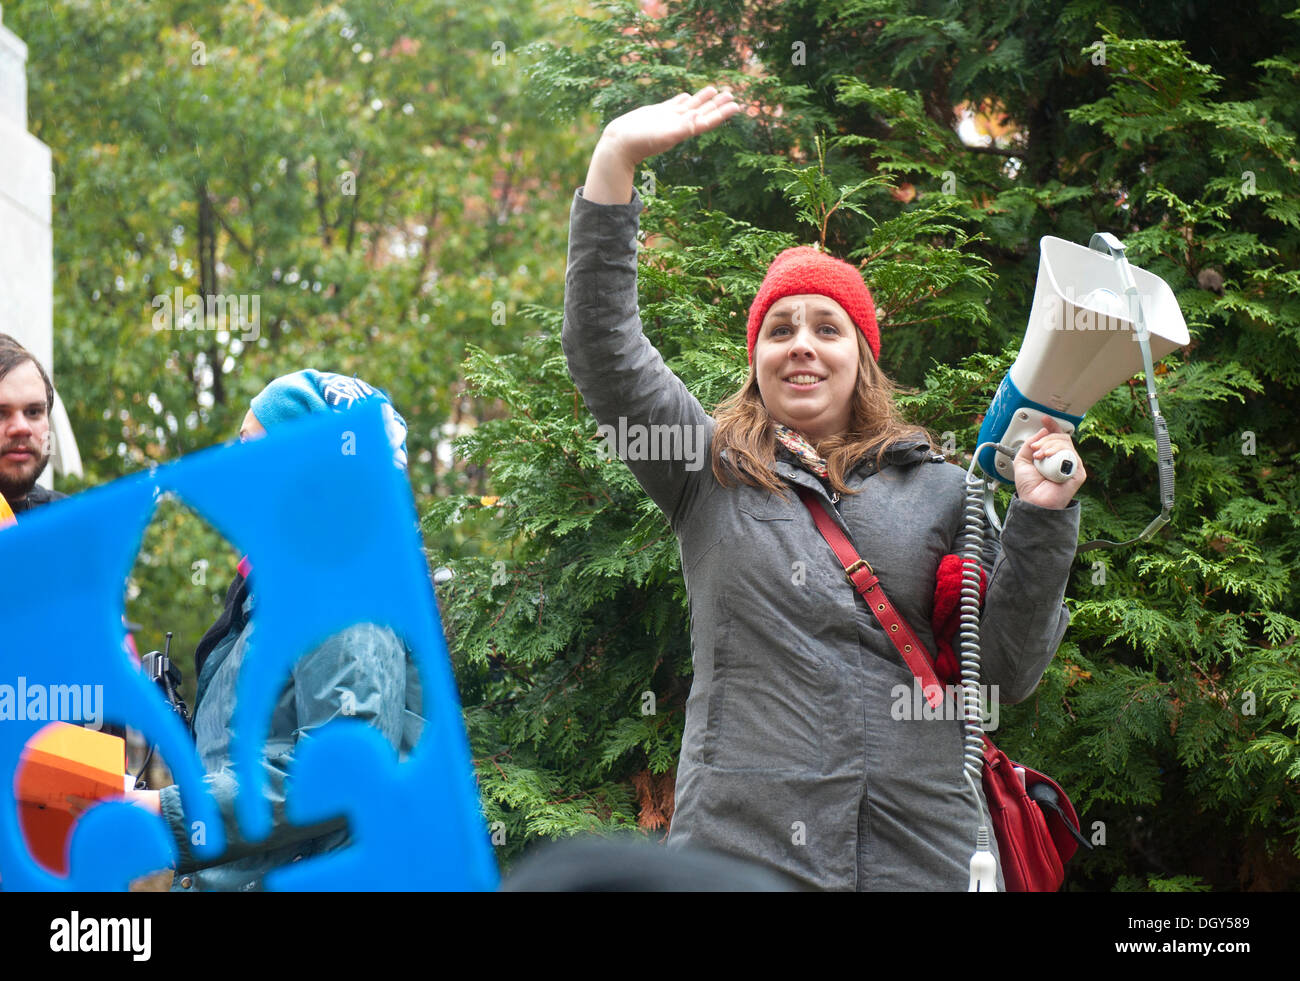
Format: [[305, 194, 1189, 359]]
[[754, 294, 860, 443]]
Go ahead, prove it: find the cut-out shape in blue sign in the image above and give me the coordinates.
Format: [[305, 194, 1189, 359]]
[[0, 401, 498, 891]]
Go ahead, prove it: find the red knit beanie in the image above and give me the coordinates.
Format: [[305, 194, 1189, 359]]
[[746, 246, 880, 364]]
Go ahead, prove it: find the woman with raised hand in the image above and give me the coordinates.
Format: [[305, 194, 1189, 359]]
[[564, 87, 1085, 890]]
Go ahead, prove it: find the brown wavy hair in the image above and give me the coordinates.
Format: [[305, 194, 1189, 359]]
[[710, 328, 939, 497]]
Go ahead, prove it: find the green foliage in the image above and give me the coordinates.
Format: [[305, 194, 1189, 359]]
[[125, 498, 239, 709], [13, 0, 591, 687], [1114, 873, 1213, 892], [434, 0, 1300, 888]]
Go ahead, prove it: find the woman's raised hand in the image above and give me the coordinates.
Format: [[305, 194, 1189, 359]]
[[583, 86, 741, 205], [603, 86, 740, 166]]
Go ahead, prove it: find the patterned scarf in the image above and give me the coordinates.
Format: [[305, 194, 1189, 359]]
[[773, 423, 829, 479]]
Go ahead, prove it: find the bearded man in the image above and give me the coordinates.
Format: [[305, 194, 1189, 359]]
[[0, 334, 64, 516]]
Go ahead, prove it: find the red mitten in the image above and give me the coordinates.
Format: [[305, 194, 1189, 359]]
[[931, 554, 987, 687]]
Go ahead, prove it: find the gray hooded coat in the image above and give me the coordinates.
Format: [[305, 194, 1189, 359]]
[[563, 187, 1080, 891]]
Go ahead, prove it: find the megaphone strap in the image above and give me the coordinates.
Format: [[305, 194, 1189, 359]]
[[1073, 238, 1177, 554]]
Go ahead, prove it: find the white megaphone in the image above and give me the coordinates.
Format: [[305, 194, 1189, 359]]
[[977, 233, 1189, 494]]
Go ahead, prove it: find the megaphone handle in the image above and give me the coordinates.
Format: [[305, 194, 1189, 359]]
[[1033, 447, 1079, 484]]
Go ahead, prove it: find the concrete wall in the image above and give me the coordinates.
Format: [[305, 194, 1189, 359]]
[[0, 5, 81, 481]]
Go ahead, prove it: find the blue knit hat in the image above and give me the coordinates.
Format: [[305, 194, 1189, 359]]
[[250, 369, 409, 470]]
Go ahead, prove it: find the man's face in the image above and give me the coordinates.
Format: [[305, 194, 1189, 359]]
[[753, 294, 861, 444], [0, 360, 52, 504]]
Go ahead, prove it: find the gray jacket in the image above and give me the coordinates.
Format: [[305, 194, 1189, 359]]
[[563, 187, 1080, 891]]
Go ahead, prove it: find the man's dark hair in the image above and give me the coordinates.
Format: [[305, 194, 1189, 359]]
[[0, 333, 55, 414]]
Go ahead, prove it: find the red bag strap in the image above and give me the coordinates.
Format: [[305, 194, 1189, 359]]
[[796, 488, 947, 710]]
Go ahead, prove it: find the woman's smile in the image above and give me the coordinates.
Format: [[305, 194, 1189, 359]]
[[783, 372, 825, 389]]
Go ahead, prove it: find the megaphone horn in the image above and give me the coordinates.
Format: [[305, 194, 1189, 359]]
[[977, 233, 1189, 486]]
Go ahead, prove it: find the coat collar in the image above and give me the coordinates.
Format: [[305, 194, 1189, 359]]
[[718, 437, 941, 500], [875, 437, 945, 467]]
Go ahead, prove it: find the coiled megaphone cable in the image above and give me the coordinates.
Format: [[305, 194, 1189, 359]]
[[960, 445, 1013, 890]]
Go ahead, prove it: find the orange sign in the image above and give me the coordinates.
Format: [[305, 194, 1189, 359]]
[[15, 722, 127, 874]]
